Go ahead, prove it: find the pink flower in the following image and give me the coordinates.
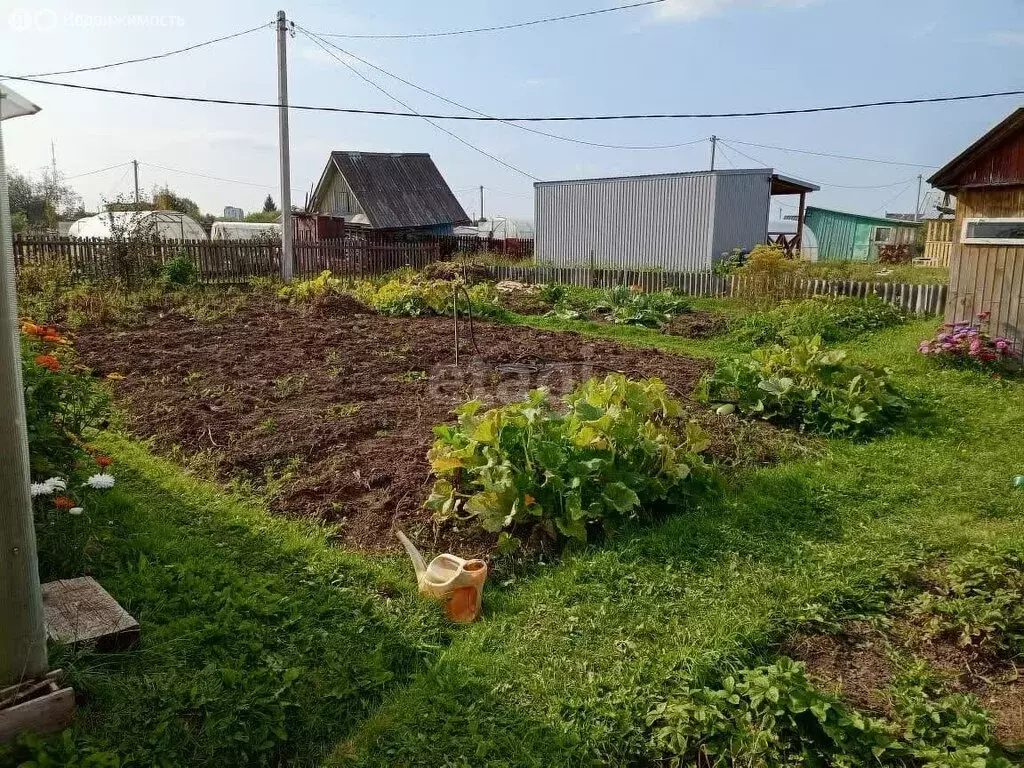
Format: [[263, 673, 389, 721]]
[[978, 311, 991, 321]]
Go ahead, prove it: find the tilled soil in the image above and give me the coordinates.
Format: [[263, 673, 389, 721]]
[[74, 299, 712, 555]]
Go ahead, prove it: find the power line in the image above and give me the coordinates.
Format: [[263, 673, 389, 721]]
[[872, 178, 918, 215], [5, 73, 1022, 122], [62, 162, 132, 181], [143, 161, 295, 191], [15, 23, 273, 78], [722, 137, 938, 169], [313, 0, 664, 39], [298, 28, 541, 181], [297, 26, 705, 150], [718, 140, 920, 189]]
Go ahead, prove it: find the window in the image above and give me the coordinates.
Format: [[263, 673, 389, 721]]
[[872, 226, 893, 242], [962, 218, 1024, 245]]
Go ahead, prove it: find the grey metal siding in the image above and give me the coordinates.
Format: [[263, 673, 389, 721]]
[[711, 171, 772, 261], [535, 173, 718, 270]]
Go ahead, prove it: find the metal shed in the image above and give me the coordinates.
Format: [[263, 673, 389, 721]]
[[804, 207, 921, 262], [534, 168, 816, 270]]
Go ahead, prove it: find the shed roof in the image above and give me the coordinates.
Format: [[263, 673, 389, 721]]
[[315, 151, 470, 229], [928, 108, 1024, 193], [805, 206, 922, 228]]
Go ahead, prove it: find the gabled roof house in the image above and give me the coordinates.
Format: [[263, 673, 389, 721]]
[[309, 151, 471, 233]]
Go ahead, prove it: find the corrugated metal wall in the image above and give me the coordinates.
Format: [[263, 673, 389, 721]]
[[535, 172, 718, 270], [805, 209, 860, 261], [711, 171, 772, 261]]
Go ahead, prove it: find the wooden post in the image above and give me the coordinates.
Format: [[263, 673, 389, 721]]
[[796, 191, 806, 256]]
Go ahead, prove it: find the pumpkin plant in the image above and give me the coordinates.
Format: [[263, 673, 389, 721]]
[[698, 335, 908, 437], [425, 374, 710, 543]]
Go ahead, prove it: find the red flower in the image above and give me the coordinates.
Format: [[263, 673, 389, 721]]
[[34, 354, 61, 372], [96, 456, 113, 468], [53, 495, 75, 511]]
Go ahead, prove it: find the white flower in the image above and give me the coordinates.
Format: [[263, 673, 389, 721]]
[[30, 482, 53, 497], [84, 473, 115, 490], [45, 477, 67, 492], [68, 507, 84, 516]]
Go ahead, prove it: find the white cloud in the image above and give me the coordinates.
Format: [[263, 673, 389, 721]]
[[986, 30, 1024, 45], [656, 0, 821, 22]]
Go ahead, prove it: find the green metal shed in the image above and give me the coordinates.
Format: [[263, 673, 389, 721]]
[[804, 206, 921, 262]]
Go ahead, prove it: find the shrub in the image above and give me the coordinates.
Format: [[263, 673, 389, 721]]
[[162, 253, 198, 285], [734, 244, 801, 305], [426, 374, 710, 543], [919, 312, 1018, 373], [731, 297, 906, 347], [277, 270, 347, 303], [877, 243, 912, 264], [697, 336, 909, 436], [648, 658, 1009, 767]]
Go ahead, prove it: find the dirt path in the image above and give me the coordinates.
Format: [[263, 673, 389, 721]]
[[75, 300, 710, 554]]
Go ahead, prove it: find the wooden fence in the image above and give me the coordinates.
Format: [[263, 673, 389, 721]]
[[486, 263, 948, 316], [13, 235, 445, 284]]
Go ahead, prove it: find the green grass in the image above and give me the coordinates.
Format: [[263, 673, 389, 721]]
[[12, 297, 1024, 767], [334, 319, 1024, 766], [798, 261, 949, 285], [7, 438, 453, 767]]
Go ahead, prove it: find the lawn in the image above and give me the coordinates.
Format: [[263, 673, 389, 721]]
[[7, 276, 1023, 766]]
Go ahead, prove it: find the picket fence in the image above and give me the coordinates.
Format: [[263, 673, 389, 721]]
[[12, 235, 444, 284], [486, 264, 949, 317]]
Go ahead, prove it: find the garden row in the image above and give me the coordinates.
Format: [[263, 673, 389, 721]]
[[6, 256, 1022, 766]]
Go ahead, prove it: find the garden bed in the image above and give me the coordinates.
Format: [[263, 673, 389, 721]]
[[74, 299, 718, 554]]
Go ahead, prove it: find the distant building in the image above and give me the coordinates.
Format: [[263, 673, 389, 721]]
[[309, 151, 470, 234], [803, 207, 920, 262], [223, 206, 244, 221], [534, 168, 818, 270]]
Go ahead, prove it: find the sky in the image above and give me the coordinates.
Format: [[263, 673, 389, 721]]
[[2, 0, 1023, 222]]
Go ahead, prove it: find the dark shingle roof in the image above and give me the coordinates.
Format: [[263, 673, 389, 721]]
[[327, 151, 470, 229]]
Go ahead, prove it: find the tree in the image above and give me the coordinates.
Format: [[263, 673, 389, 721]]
[[7, 167, 83, 232], [244, 211, 280, 223], [152, 186, 201, 219], [262, 194, 277, 213]]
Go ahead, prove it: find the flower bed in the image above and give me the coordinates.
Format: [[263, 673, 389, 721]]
[[919, 312, 1018, 373]]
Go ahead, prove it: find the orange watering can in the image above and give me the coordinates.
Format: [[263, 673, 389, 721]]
[[395, 530, 488, 623]]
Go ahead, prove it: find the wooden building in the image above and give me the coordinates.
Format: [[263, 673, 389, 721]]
[[928, 108, 1024, 351]]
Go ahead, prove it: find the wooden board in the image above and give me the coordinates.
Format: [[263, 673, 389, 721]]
[[0, 673, 75, 744], [42, 577, 140, 651]]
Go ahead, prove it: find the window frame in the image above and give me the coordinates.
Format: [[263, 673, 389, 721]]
[[872, 226, 893, 242], [961, 217, 1024, 246]]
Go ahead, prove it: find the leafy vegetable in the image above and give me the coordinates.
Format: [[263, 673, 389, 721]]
[[731, 297, 906, 347], [698, 336, 909, 437], [426, 374, 710, 543]]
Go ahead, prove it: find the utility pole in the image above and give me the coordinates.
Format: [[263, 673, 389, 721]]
[[132, 159, 140, 206], [915, 174, 923, 221], [0, 87, 48, 687], [709, 135, 718, 171], [479, 185, 484, 223], [277, 10, 294, 282]]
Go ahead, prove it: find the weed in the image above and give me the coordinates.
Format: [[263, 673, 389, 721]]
[[273, 374, 308, 399], [162, 253, 198, 285], [326, 403, 362, 419], [257, 418, 278, 435]]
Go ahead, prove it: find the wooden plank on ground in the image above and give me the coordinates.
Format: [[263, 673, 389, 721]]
[[42, 577, 140, 651]]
